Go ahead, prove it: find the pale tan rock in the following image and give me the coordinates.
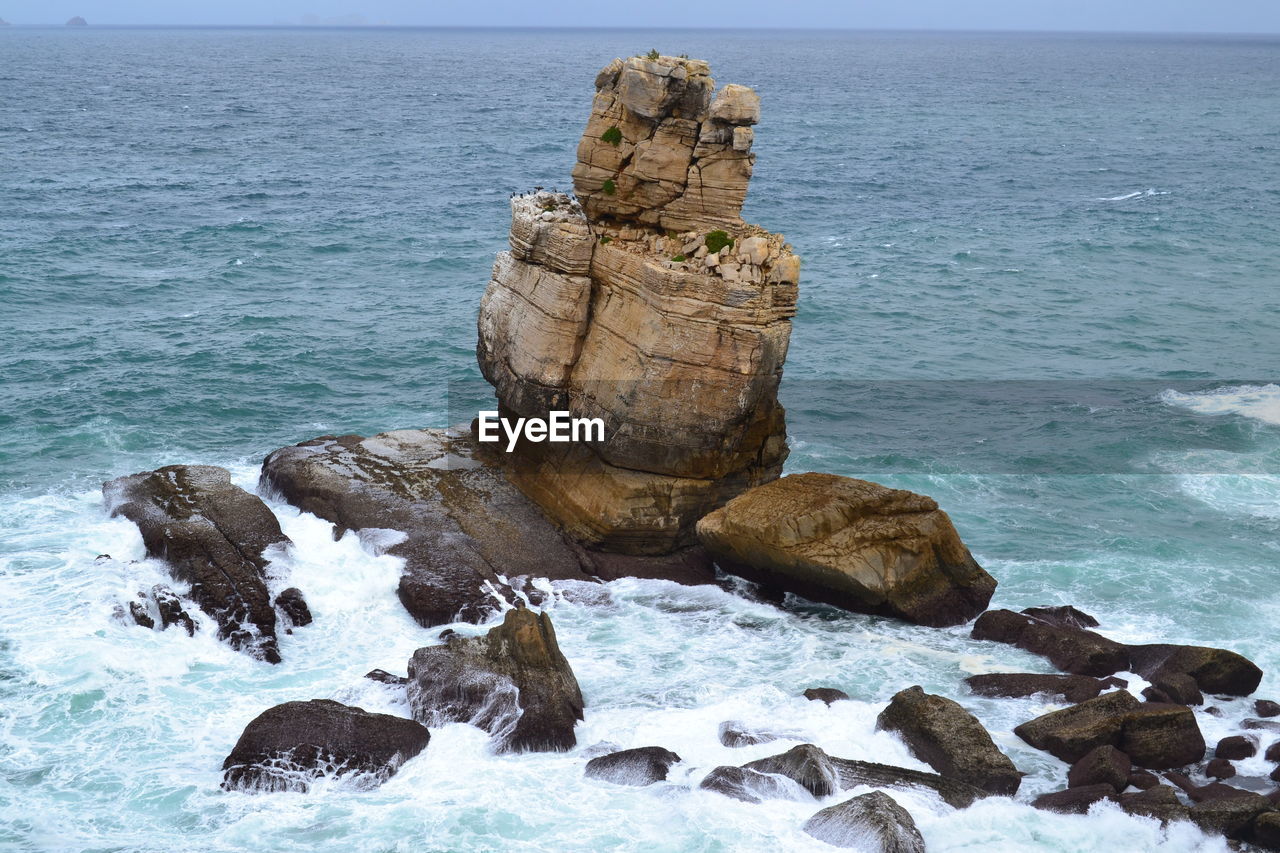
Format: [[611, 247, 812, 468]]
[[709, 84, 761, 125], [697, 474, 998, 626]]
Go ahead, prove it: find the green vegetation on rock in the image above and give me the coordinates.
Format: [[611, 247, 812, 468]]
[[602, 179, 616, 196], [705, 230, 734, 254], [601, 126, 623, 146]]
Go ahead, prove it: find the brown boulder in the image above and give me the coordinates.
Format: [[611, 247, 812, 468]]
[[1257, 699, 1280, 718], [698, 474, 996, 627], [876, 686, 1021, 795], [804, 687, 851, 704], [1207, 758, 1237, 780], [1013, 690, 1139, 763], [1020, 605, 1100, 629], [1067, 745, 1131, 792], [105, 465, 288, 662], [1119, 703, 1206, 769], [970, 609, 1127, 677], [965, 672, 1111, 704], [1254, 811, 1280, 849], [1128, 644, 1262, 697], [406, 608, 583, 753], [803, 791, 926, 853], [1189, 791, 1275, 839], [1032, 783, 1114, 814], [1118, 785, 1189, 824], [1217, 735, 1258, 761]]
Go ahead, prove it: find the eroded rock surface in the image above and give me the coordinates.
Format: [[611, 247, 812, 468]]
[[1015, 691, 1206, 769], [221, 699, 429, 792], [105, 465, 287, 662], [584, 746, 681, 786], [803, 791, 926, 853], [697, 473, 996, 626], [406, 608, 584, 753]]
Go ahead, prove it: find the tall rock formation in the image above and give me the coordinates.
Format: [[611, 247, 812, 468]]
[[477, 54, 799, 555]]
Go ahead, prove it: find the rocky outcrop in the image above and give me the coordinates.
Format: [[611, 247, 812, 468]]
[[477, 54, 798, 556], [970, 609, 1127, 677], [105, 465, 288, 662], [876, 686, 1021, 795], [275, 587, 312, 628], [964, 672, 1119, 704], [803, 791, 926, 853], [697, 473, 995, 626], [829, 756, 989, 809], [1128, 644, 1263, 697], [261, 429, 597, 627], [583, 746, 681, 785], [128, 583, 197, 636], [221, 699, 429, 792], [406, 608, 583, 753], [1014, 691, 1206, 769], [1067, 745, 1131, 792], [803, 687, 851, 704]]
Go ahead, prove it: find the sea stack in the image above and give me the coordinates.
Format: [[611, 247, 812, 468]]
[[477, 54, 799, 557]]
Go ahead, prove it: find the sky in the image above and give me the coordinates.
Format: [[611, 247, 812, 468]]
[[2, 0, 1279, 33]]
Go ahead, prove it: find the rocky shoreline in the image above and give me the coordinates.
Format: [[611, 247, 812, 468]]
[[100, 54, 1280, 851]]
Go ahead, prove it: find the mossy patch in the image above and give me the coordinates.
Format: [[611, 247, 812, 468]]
[[601, 126, 622, 146], [602, 179, 616, 196], [705, 230, 734, 254]]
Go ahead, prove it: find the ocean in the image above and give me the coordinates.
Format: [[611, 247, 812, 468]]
[[1, 26, 1279, 852]]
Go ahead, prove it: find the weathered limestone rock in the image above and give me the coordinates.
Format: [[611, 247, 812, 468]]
[[803, 791, 927, 853], [221, 699, 429, 792], [478, 54, 799, 557], [104, 465, 287, 662], [696, 473, 996, 626], [406, 608, 584, 754], [876, 686, 1022, 795], [261, 429, 597, 627], [584, 746, 681, 785]]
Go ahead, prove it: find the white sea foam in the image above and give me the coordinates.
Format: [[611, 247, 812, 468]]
[[1096, 189, 1170, 201], [1162, 383, 1280, 427]]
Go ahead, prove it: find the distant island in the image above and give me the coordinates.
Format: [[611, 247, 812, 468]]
[[0, 17, 10, 25], [66, 16, 87, 26]]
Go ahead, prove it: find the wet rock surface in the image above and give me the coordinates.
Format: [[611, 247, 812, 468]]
[[584, 746, 681, 786], [965, 672, 1114, 704], [105, 465, 288, 662], [406, 608, 584, 754], [803, 790, 926, 852], [1016, 691, 1205, 769], [221, 699, 429, 792]]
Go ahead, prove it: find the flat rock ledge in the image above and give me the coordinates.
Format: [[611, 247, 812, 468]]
[[221, 699, 429, 792], [105, 464, 291, 662], [697, 473, 996, 626]]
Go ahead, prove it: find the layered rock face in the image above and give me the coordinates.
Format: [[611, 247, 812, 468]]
[[696, 473, 997, 626], [477, 54, 798, 555]]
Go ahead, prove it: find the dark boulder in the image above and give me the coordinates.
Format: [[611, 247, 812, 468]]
[[1142, 672, 1203, 706], [803, 791, 926, 852], [1067, 745, 1130, 792], [698, 765, 809, 803], [1257, 699, 1280, 718], [718, 721, 780, 748], [128, 598, 155, 629], [971, 609, 1127, 677], [407, 608, 583, 753], [275, 588, 312, 627], [221, 699, 429, 792], [151, 584, 196, 635], [1119, 703, 1206, 769], [1217, 735, 1258, 761], [1188, 791, 1275, 839], [965, 672, 1109, 704], [1032, 783, 1114, 814], [741, 744, 840, 798], [364, 669, 407, 686], [1268, 741, 1280, 763], [261, 431, 598, 628], [876, 685, 1021, 795], [1014, 690, 1140, 763], [804, 687, 850, 705], [829, 756, 989, 809], [1244, 719, 1280, 733], [1254, 811, 1280, 849], [578, 546, 717, 586], [105, 465, 288, 662], [1207, 758, 1236, 780], [1020, 605, 1100, 629], [1118, 785, 1189, 824], [584, 746, 681, 786], [1128, 644, 1262, 697], [1129, 770, 1160, 790]]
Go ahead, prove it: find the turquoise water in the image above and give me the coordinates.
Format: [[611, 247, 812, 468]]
[[2, 27, 1279, 851]]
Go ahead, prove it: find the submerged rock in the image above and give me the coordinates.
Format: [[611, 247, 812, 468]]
[[829, 756, 990, 810], [104, 465, 288, 662], [876, 686, 1022, 795], [803, 791, 926, 852], [718, 720, 780, 748], [1032, 783, 1115, 814], [584, 746, 681, 786], [740, 744, 840, 798], [697, 474, 996, 627], [406, 608, 583, 753], [127, 584, 196, 636], [803, 687, 851, 705], [364, 669, 407, 686], [221, 699, 429, 792], [964, 672, 1113, 704], [274, 587, 311, 628], [698, 765, 809, 803]]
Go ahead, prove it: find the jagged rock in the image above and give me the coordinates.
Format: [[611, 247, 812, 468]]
[[697, 474, 996, 627], [1032, 783, 1115, 814], [261, 429, 596, 627], [1120, 704, 1206, 769], [1217, 736, 1258, 761], [718, 721, 779, 748], [803, 791, 926, 852], [1188, 791, 1276, 839], [478, 57, 799, 557], [275, 587, 311, 627], [150, 585, 196, 635], [128, 599, 154, 629], [1068, 745, 1131, 792], [804, 687, 850, 704], [1020, 605, 1100, 629], [221, 699, 429, 792], [105, 465, 287, 662], [1013, 691, 1139, 763], [1128, 644, 1262, 697], [698, 765, 808, 803], [584, 746, 681, 786], [876, 686, 1021, 795], [971, 609, 1127, 677], [1142, 671, 1203, 706], [829, 756, 990, 809], [1257, 700, 1280, 718], [1207, 758, 1237, 780], [406, 608, 583, 753], [964, 672, 1111, 704], [364, 669, 407, 686], [740, 744, 840, 798], [1118, 785, 1189, 824]]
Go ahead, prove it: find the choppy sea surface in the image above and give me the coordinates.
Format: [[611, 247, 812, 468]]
[[2, 27, 1279, 852]]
